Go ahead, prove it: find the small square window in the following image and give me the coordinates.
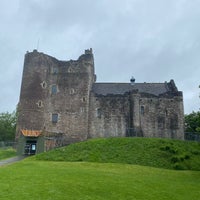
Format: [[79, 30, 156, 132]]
[[51, 85, 57, 94], [52, 114, 58, 123], [52, 67, 58, 74]]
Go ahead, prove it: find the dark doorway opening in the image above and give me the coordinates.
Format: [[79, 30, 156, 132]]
[[24, 140, 37, 155]]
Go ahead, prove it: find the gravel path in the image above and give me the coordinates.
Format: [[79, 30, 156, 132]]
[[0, 156, 25, 166]]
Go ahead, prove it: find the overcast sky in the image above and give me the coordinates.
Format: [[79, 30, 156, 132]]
[[0, 0, 199, 114]]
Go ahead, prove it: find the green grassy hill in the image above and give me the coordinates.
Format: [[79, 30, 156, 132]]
[[35, 137, 200, 170]]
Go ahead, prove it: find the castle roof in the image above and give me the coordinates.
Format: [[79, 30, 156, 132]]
[[92, 82, 176, 96]]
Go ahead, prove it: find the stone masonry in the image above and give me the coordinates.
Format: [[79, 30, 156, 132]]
[[16, 49, 184, 154]]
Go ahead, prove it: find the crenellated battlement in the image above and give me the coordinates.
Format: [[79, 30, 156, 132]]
[[85, 48, 93, 54]]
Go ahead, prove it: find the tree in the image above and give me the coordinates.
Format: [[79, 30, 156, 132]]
[[0, 111, 16, 141], [185, 111, 200, 133]]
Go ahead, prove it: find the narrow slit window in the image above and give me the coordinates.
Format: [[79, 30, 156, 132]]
[[97, 108, 102, 118], [140, 106, 144, 115], [82, 97, 86, 102]]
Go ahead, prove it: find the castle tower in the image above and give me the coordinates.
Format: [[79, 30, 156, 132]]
[[16, 49, 95, 154]]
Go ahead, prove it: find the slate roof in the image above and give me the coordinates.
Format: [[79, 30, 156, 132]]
[[92, 82, 171, 96]]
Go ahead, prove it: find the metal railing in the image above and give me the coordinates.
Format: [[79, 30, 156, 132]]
[[184, 132, 200, 142], [0, 141, 17, 149]]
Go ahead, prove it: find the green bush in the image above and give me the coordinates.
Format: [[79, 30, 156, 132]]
[[173, 163, 185, 170]]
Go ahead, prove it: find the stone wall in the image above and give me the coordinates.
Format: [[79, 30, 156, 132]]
[[44, 53, 95, 143], [88, 90, 184, 140], [88, 93, 130, 138], [16, 50, 48, 139], [17, 49, 95, 147], [137, 93, 184, 139]]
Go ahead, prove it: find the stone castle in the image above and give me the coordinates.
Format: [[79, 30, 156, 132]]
[[16, 49, 184, 155]]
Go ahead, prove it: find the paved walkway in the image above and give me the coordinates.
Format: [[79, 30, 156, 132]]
[[0, 156, 25, 166]]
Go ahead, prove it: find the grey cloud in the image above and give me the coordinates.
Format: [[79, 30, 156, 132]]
[[0, 0, 199, 113]]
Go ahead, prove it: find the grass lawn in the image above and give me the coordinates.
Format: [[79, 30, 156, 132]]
[[0, 160, 200, 200], [0, 148, 16, 160]]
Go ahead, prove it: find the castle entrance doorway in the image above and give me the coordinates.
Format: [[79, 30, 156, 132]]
[[24, 140, 37, 155]]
